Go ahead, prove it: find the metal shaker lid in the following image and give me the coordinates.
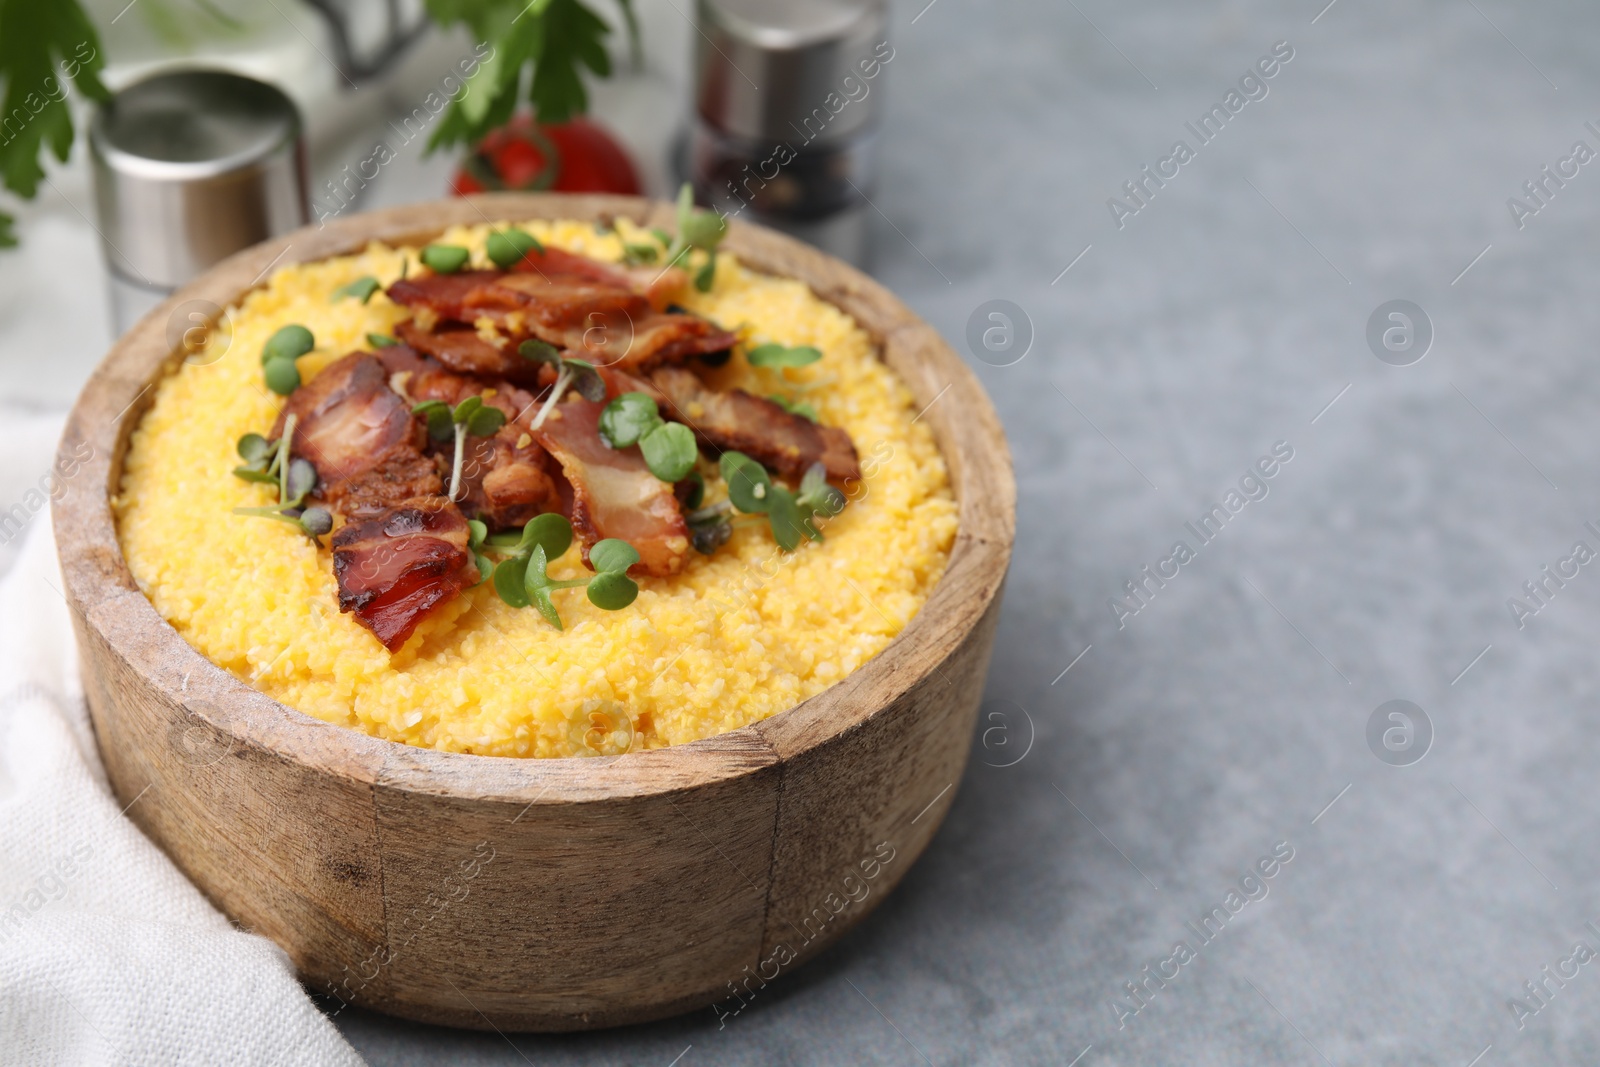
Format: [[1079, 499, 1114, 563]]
[[90, 69, 307, 289], [695, 0, 889, 146]]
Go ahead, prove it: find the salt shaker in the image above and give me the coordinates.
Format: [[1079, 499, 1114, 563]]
[[90, 69, 308, 336], [691, 0, 890, 266]]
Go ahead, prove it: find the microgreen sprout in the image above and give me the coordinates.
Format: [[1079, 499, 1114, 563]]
[[467, 519, 491, 583], [717, 452, 845, 551], [746, 343, 822, 369], [488, 513, 639, 629], [421, 244, 470, 274], [621, 241, 659, 266], [412, 394, 507, 501], [487, 227, 542, 268], [519, 340, 606, 430], [230, 414, 331, 540], [260, 324, 315, 395], [662, 183, 727, 292], [767, 394, 818, 423], [331, 276, 380, 304], [597, 392, 698, 483]]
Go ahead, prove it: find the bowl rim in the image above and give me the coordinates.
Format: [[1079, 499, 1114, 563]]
[[53, 192, 1015, 806]]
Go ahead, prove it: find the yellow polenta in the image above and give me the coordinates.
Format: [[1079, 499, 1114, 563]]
[[115, 219, 957, 758]]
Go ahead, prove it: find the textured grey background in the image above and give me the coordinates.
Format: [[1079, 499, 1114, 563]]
[[328, 0, 1600, 1063], [8, 0, 1599, 1062], [323, 0, 1600, 1064]]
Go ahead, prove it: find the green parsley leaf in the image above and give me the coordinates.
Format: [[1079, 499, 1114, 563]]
[[0, 0, 108, 247]]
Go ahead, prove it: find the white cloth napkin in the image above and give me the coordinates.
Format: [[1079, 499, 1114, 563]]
[[0, 444, 365, 1065]]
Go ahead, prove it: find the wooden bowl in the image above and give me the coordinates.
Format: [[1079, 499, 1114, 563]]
[[52, 194, 1014, 1031]]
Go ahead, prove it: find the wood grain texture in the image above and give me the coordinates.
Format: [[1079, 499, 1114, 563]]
[[51, 193, 1015, 1030]]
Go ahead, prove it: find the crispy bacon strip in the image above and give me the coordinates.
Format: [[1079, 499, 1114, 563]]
[[650, 367, 861, 484], [387, 267, 735, 378], [272, 353, 417, 485], [321, 447, 443, 521], [509, 244, 689, 310], [529, 399, 690, 577], [404, 362, 563, 527], [331, 501, 476, 651], [393, 321, 540, 385]]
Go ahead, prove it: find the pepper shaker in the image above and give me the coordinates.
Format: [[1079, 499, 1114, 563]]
[[90, 69, 308, 336], [691, 0, 891, 266]]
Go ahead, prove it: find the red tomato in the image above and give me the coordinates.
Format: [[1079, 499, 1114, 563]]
[[451, 116, 640, 197]]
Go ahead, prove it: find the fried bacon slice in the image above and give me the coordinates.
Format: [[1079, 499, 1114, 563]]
[[650, 366, 861, 484], [272, 352, 418, 485], [321, 448, 443, 521], [331, 502, 476, 651], [529, 399, 690, 577], [509, 244, 689, 311], [402, 360, 563, 527], [387, 266, 735, 378], [394, 321, 543, 386]]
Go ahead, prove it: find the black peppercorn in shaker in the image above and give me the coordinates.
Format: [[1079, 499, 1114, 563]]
[[691, 0, 890, 266]]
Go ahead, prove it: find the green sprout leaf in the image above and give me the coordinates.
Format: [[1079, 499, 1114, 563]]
[[621, 242, 658, 265], [519, 512, 575, 561], [565, 358, 606, 402], [765, 486, 804, 552], [719, 451, 772, 514], [747, 343, 823, 369], [262, 324, 314, 364], [768, 394, 819, 422], [678, 468, 706, 510], [285, 457, 317, 504], [332, 276, 380, 303], [694, 249, 717, 292], [491, 513, 639, 626], [366, 332, 398, 348], [522, 544, 565, 629], [420, 243, 470, 273], [661, 183, 728, 281], [237, 433, 271, 462], [467, 405, 506, 437], [487, 227, 542, 268], [589, 538, 640, 574], [798, 463, 846, 517], [263, 357, 300, 395], [412, 400, 454, 441], [300, 506, 334, 537], [518, 338, 561, 368], [598, 391, 662, 449], [639, 421, 697, 483], [586, 570, 638, 610], [493, 554, 532, 608]]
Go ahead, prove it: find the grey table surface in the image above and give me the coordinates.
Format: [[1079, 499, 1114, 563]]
[[333, 0, 1600, 1064], [14, 0, 1600, 1062]]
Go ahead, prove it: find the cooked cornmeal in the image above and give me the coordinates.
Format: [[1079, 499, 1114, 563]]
[[115, 219, 957, 757]]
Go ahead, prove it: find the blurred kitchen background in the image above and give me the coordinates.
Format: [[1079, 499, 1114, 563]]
[[0, 0, 725, 410]]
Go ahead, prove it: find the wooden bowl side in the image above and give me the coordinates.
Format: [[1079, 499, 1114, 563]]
[[52, 194, 1014, 1029]]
